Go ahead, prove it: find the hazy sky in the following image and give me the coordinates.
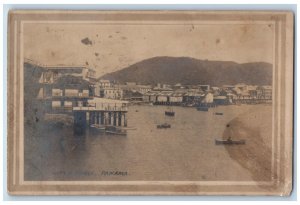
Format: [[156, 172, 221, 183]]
[[24, 23, 274, 77]]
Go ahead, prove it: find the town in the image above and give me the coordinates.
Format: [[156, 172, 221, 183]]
[[24, 59, 272, 135]]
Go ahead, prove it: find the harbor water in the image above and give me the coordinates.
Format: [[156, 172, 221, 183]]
[[24, 104, 273, 181]]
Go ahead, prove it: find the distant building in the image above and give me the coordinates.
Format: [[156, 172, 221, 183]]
[[222, 85, 235, 91], [173, 83, 184, 89], [153, 83, 172, 91], [94, 80, 112, 97], [125, 82, 137, 86], [123, 90, 143, 101], [94, 80, 125, 100], [202, 93, 214, 103], [257, 86, 272, 100], [120, 83, 152, 95], [98, 80, 111, 88], [198, 85, 210, 92], [169, 93, 183, 103], [143, 91, 159, 103], [100, 87, 124, 99], [183, 89, 205, 105], [142, 91, 183, 105], [213, 96, 229, 105]]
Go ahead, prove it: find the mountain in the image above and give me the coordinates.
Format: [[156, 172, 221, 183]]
[[99, 56, 272, 86]]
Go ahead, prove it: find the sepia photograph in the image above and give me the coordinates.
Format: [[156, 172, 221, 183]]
[[7, 10, 294, 195]]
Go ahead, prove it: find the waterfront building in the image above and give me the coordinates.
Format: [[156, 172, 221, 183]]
[[94, 80, 112, 96], [120, 83, 152, 94], [99, 87, 124, 99], [24, 60, 97, 125], [25, 59, 96, 113], [198, 85, 210, 92], [38, 75, 93, 113], [257, 86, 272, 100], [98, 80, 111, 88]]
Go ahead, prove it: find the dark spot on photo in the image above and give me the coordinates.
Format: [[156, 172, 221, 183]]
[[81, 37, 93, 45]]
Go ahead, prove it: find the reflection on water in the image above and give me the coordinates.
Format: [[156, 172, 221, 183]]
[[24, 104, 272, 181]]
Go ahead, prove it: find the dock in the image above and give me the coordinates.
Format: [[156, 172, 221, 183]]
[[72, 98, 129, 135]]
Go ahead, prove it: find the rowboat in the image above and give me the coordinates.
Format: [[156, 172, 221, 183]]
[[215, 138, 246, 145], [197, 107, 209, 112], [165, 107, 175, 116], [157, 123, 171, 129], [214, 112, 223, 115], [90, 124, 106, 131], [105, 126, 127, 136]]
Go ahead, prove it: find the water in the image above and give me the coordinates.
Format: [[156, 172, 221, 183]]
[[24, 104, 272, 181]]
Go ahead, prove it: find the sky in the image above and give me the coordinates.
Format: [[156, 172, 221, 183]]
[[23, 22, 274, 77]]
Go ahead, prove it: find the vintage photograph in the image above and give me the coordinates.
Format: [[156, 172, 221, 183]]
[[7, 11, 293, 195]]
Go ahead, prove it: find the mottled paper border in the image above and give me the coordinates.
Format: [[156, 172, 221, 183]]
[[7, 11, 294, 195]]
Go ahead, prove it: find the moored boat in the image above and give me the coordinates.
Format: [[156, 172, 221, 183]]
[[105, 126, 127, 136], [215, 138, 246, 145], [90, 124, 106, 132], [165, 111, 175, 116], [165, 107, 175, 116], [197, 107, 209, 112], [214, 112, 223, 115], [157, 123, 171, 129]]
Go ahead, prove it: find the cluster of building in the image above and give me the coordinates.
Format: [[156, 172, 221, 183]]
[[93, 80, 272, 106], [24, 59, 272, 128], [24, 59, 129, 129]]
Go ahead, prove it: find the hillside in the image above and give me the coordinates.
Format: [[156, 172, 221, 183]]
[[99, 56, 272, 86]]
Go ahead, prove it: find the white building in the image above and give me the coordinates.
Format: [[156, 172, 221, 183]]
[[202, 93, 214, 103], [101, 87, 124, 99], [98, 80, 111, 88]]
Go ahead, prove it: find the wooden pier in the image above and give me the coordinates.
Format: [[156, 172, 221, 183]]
[[72, 99, 128, 135]]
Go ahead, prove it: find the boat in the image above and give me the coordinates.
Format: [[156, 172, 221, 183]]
[[105, 126, 127, 136], [197, 107, 209, 112], [90, 124, 106, 132], [121, 127, 137, 130], [215, 138, 246, 145], [165, 107, 175, 116], [214, 112, 223, 115], [165, 111, 175, 116], [157, 123, 171, 129]]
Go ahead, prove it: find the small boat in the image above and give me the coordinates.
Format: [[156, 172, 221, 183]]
[[90, 124, 106, 131], [215, 138, 246, 145], [105, 126, 127, 136], [165, 107, 175, 116], [121, 127, 137, 130], [214, 112, 223, 115], [157, 123, 171, 129], [197, 107, 209, 112]]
